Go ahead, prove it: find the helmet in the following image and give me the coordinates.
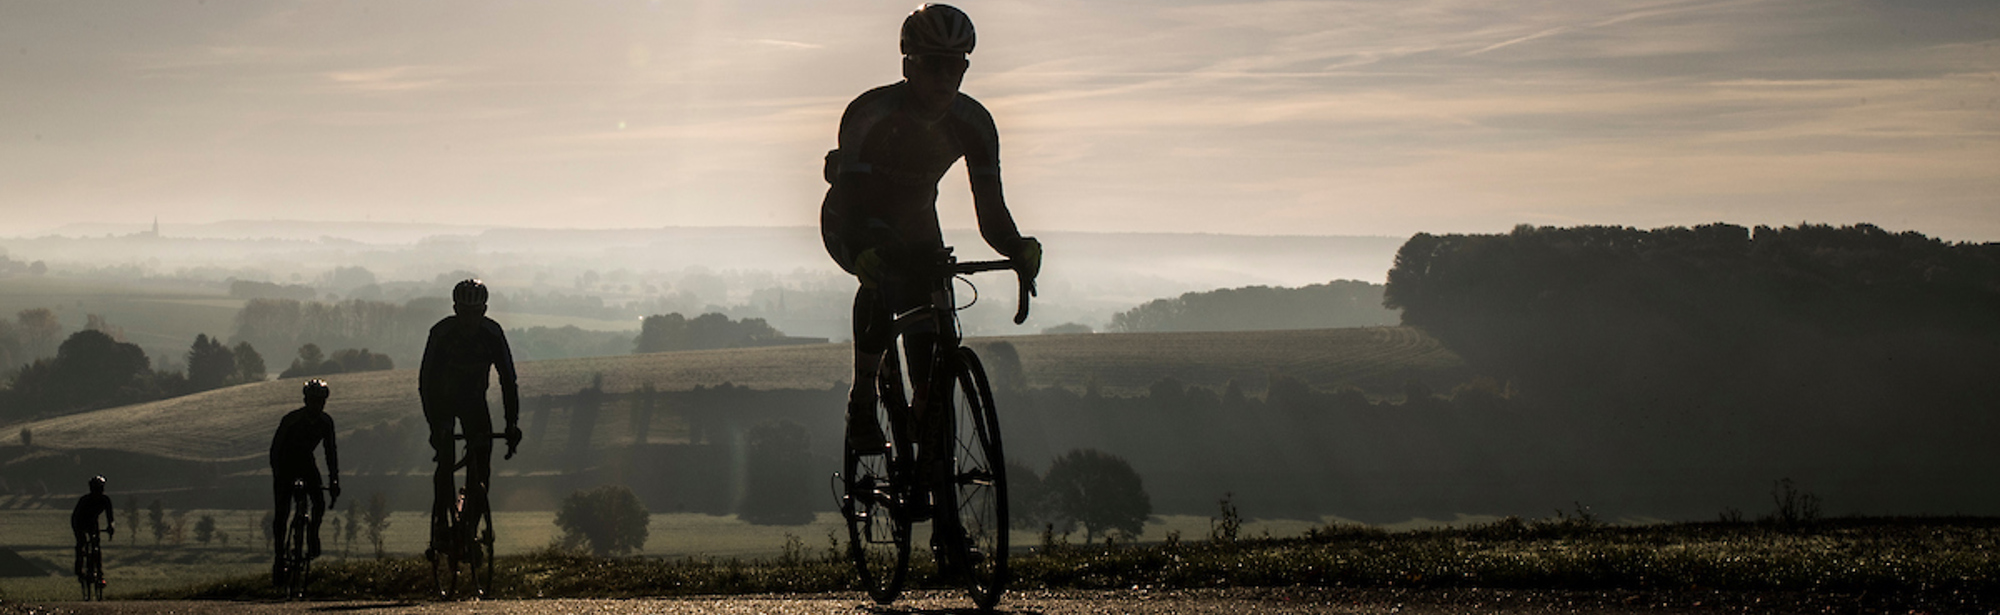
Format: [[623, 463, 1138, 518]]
[[900, 4, 975, 56], [452, 278, 488, 306], [88, 475, 107, 490], [303, 379, 330, 401]]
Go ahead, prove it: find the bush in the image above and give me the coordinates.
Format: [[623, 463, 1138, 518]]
[[1042, 448, 1152, 544], [555, 485, 650, 557]]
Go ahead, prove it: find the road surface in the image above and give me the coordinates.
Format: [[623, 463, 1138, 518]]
[[3, 588, 1757, 615]]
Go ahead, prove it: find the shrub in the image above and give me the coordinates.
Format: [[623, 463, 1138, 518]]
[[555, 484, 650, 557]]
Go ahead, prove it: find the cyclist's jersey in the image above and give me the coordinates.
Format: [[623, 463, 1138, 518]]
[[70, 493, 114, 534], [270, 407, 339, 480], [419, 314, 520, 422], [821, 81, 1007, 272]]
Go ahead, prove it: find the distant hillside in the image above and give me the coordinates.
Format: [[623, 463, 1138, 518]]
[[1108, 280, 1400, 332], [7, 327, 1462, 463]]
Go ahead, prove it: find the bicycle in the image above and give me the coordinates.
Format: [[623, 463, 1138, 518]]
[[75, 528, 106, 601], [427, 432, 514, 599], [275, 479, 332, 600], [838, 248, 1031, 609]]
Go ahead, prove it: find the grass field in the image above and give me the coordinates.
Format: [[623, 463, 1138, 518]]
[[5, 327, 1463, 462], [0, 508, 1328, 601], [110, 515, 2000, 613]]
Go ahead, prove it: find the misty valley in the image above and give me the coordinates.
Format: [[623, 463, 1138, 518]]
[[0, 221, 1995, 607]]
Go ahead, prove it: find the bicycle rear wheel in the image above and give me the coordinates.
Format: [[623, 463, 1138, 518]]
[[841, 364, 912, 605], [427, 511, 461, 599], [949, 347, 1009, 609]]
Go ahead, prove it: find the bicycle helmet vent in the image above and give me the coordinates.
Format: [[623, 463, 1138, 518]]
[[452, 278, 488, 306], [900, 3, 975, 56], [303, 379, 331, 401]]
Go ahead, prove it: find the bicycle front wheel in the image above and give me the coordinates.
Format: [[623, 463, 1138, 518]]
[[474, 510, 496, 597], [950, 347, 1009, 609], [841, 391, 912, 604], [287, 513, 311, 599]]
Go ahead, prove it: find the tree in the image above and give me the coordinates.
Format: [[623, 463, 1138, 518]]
[[343, 500, 360, 559], [185, 333, 237, 391], [15, 308, 62, 360], [284, 343, 329, 378], [194, 515, 217, 546], [8, 329, 151, 416], [364, 492, 392, 559], [554, 485, 650, 557], [1042, 449, 1152, 544], [147, 499, 168, 546], [124, 496, 138, 545], [233, 341, 267, 382]]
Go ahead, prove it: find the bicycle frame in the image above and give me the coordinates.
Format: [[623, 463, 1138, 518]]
[[279, 479, 331, 599], [430, 432, 512, 599], [76, 529, 105, 601]]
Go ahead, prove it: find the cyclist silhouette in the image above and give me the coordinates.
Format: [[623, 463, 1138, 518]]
[[70, 475, 114, 581], [269, 379, 339, 580], [821, 3, 1042, 454], [419, 279, 522, 548]]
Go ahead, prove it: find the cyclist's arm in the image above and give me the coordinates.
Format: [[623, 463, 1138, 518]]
[[490, 322, 522, 428], [417, 322, 442, 408], [958, 98, 1030, 259], [321, 416, 340, 485]]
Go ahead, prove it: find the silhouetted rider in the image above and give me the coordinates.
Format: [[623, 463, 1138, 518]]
[[71, 475, 114, 581], [270, 379, 339, 578], [821, 3, 1042, 453], [419, 279, 521, 546]]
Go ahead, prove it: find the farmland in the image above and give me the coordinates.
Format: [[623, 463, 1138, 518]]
[[4, 327, 1461, 463]]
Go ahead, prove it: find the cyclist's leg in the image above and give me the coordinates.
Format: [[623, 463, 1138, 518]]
[[424, 402, 458, 546], [848, 286, 892, 451], [271, 476, 291, 580], [305, 475, 327, 558], [72, 530, 86, 579], [459, 405, 495, 533]]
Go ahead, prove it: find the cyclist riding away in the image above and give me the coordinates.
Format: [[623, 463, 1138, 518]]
[[821, 3, 1042, 456], [419, 279, 522, 549], [71, 475, 115, 583], [270, 379, 340, 581]]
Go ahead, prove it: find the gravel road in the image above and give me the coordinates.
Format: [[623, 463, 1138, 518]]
[[3, 588, 1776, 615]]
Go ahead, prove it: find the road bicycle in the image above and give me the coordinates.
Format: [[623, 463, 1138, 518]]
[[427, 432, 514, 599], [276, 479, 333, 600], [838, 247, 1032, 610], [75, 528, 106, 601]]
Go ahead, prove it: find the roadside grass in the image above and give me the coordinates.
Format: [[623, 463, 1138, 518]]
[[146, 516, 1999, 607]]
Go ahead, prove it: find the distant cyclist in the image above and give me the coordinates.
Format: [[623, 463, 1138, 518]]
[[820, 3, 1042, 453], [419, 279, 522, 547], [269, 379, 340, 581], [70, 475, 115, 583]]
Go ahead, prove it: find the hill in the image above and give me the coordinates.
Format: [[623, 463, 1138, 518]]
[[6, 327, 1461, 463]]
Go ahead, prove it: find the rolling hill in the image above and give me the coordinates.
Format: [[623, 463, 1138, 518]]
[[7, 327, 1461, 463]]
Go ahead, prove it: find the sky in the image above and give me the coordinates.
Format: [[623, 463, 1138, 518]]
[[1, 0, 1995, 241]]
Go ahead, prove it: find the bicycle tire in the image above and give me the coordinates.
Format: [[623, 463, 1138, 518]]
[[474, 499, 497, 597], [949, 347, 1009, 609], [428, 509, 462, 600], [287, 493, 312, 600], [842, 348, 913, 605]]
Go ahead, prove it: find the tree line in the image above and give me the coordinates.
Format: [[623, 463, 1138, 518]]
[[1108, 280, 1399, 333], [1, 324, 268, 423]]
